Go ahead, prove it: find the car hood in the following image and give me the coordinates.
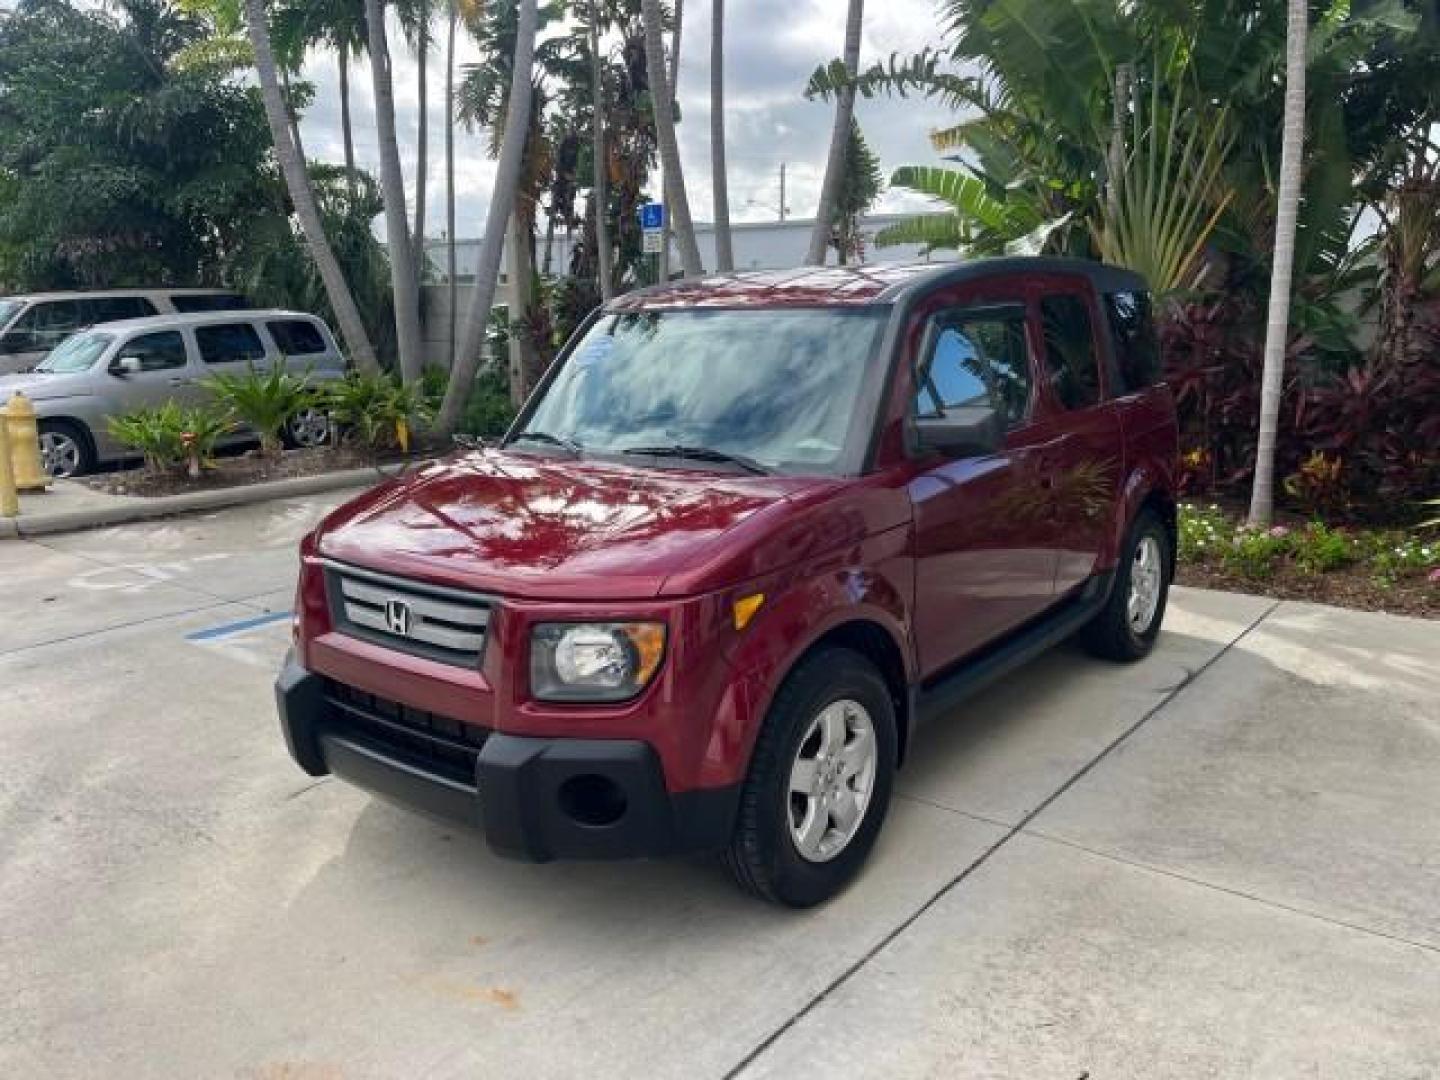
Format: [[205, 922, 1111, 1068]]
[[316, 450, 845, 601], [0, 372, 89, 402]]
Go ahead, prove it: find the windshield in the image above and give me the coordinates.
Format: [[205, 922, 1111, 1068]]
[[35, 331, 114, 374], [0, 300, 22, 328], [519, 308, 890, 475]]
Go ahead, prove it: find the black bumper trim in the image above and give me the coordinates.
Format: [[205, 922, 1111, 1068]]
[[276, 652, 740, 862]]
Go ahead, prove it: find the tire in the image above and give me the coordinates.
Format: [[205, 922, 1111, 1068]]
[[1081, 508, 1172, 662], [283, 407, 332, 450], [38, 419, 96, 479], [724, 647, 897, 908]]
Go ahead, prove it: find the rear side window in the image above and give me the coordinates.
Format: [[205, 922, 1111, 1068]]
[[1106, 291, 1161, 393], [120, 331, 188, 372], [1040, 294, 1101, 410], [17, 300, 84, 334], [86, 296, 158, 323], [268, 319, 327, 356], [172, 293, 250, 313], [196, 322, 267, 366], [916, 309, 1034, 430]]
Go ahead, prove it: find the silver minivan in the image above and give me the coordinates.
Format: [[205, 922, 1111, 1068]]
[[0, 310, 348, 478], [0, 289, 250, 375]]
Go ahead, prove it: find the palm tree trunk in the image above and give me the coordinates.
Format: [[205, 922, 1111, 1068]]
[[589, 6, 614, 301], [437, 0, 539, 434], [659, 0, 682, 282], [710, 0, 733, 272], [641, 0, 703, 277], [506, 212, 537, 406], [1248, 0, 1308, 528], [243, 0, 379, 373], [365, 0, 426, 385], [339, 48, 357, 198], [446, 0, 459, 371], [806, 0, 863, 266], [413, 10, 430, 281]]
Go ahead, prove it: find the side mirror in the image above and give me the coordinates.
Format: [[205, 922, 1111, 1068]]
[[111, 356, 143, 377], [915, 406, 1003, 459]]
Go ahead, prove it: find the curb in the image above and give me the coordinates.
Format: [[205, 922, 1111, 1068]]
[[0, 467, 384, 539]]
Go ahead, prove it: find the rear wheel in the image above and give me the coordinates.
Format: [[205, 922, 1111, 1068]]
[[38, 420, 95, 479], [284, 407, 332, 450], [724, 647, 897, 907], [1081, 509, 1171, 662]]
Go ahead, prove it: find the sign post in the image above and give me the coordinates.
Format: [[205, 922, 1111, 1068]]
[[640, 203, 666, 283]]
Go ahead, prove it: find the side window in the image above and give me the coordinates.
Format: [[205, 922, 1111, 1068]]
[[1041, 294, 1101, 410], [4, 300, 83, 354], [119, 331, 188, 372], [915, 310, 1034, 430], [87, 297, 158, 323], [172, 294, 250, 313], [196, 322, 267, 366], [268, 319, 327, 357], [1105, 291, 1161, 394]]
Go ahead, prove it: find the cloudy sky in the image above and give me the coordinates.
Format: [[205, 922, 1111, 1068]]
[[296, 0, 961, 243]]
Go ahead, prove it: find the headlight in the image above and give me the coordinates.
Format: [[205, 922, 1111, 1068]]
[[530, 622, 667, 703]]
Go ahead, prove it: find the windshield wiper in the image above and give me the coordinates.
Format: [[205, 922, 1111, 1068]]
[[510, 430, 583, 457], [623, 444, 773, 476]]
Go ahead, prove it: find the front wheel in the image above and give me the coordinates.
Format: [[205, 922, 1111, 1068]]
[[284, 407, 332, 450], [1081, 508, 1172, 662], [724, 647, 897, 907], [38, 420, 95, 479]]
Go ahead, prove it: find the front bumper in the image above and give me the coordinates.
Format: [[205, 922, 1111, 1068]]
[[276, 652, 739, 862]]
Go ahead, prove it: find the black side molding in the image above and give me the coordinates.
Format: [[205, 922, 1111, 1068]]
[[913, 572, 1115, 727]]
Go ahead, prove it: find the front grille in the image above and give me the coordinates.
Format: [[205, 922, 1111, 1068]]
[[322, 680, 488, 786], [324, 561, 492, 668]]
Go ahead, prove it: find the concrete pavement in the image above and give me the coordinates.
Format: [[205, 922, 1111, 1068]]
[[1, 495, 1436, 1079]]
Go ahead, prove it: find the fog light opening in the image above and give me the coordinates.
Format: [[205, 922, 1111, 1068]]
[[558, 775, 628, 828]]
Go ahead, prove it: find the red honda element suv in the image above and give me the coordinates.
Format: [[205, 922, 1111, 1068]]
[[277, 259, 1179, 907]]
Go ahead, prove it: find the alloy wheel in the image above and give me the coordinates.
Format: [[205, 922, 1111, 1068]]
[[787, 699, 878, 864], [1128, 534, 1164, 634]]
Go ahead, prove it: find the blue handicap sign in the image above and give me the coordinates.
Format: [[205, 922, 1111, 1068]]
[[640, 203, 666, 231]]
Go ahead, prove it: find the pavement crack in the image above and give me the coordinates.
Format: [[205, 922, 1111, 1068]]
[[722, 600, 1283, 1080]]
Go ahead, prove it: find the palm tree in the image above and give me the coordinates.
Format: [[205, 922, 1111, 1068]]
[[398, 0, 433, 278], [659, 0, 682, 281], [806, 0, 863, 266], [242, 0, 380, 372], [710, 0, 733, 272], [588, 1, 615, 300], [364, 0, 426, 385], [1248, 0, 1309, 527], [640, 0, 703, 276], [445, 0, 460, 367], [437, 0, 539, 433]]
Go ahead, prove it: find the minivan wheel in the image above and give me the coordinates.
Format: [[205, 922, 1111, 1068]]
[[284, 408, 332, 450], [724, 647, 897, 908], [1081, 508, 1172, 662], [38, 420, 95, 479]]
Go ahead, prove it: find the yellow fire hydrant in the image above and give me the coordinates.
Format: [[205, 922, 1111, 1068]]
[[3, 392, 49, 492]]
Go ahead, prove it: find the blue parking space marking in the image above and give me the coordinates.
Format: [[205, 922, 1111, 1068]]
[[185, 611, 292, 642]]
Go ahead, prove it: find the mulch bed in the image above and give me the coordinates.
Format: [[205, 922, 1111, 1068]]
[[82, 447, 424, 499], [1178, 562, 1438, 619]]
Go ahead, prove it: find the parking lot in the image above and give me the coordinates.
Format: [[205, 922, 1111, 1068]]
[[2, 492, 1437, 1079]]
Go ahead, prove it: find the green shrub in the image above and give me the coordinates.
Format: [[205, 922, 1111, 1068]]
[[204, 364, 315, 457], [1293, 522, 1358, 574], [1178, 503, 1232, 563], [324, 371, 433, 454], [107, 401, 234, 475], [1219, 525, 1293, 580]]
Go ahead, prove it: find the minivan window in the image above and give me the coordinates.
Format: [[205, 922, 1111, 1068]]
[[522, 309, 891, 474], [172, 293, 250, 313], [1041, 294, 1101, 410], [197, 322, 266, 366], [268, 319, 327, 356], [87, 296, 158, 323], [0, 300, 22, 327], [1105, 291, 1161, 394], [121, 331, 189, 371], [917, 310, 1033, 429], [36, 331, 116, 374], [1, 299, 84, 356]]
